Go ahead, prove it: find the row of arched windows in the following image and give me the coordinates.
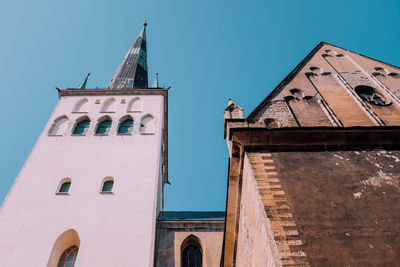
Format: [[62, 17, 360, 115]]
[[49, 114, 155, 136], [56, 177, 114, 194], [73, 97, 143, 113]]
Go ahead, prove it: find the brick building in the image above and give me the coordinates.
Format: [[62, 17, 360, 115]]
[[222, 42, 400, 266]]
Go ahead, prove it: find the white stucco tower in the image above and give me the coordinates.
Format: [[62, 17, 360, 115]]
[[0, 23, 168, 267]]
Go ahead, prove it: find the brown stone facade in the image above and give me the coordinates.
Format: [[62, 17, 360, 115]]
[[154, 212, 224, 267], [248, 43, 400, 128], [222, 42, 400, 266], [222, 129, 400, 266]]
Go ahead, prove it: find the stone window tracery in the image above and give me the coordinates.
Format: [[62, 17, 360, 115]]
[[57, 245, 78, 267], [355, 85, 391, 106], [181, 235, 202, 267]]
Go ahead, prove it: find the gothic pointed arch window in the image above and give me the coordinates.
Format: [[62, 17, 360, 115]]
[[118, 116, 134, 135], [95, 116, 112, 135], [181, 235, 203, 267], [72, 117, 90, 135]]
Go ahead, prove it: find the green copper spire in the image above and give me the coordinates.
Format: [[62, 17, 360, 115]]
[[152, 72, 159, 88], [106, 23, 148, 89], [138, 21, 147, 40], [77, 72, 90, 89]]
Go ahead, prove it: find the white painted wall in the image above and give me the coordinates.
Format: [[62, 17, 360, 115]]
[[0, 93, 165, 267]]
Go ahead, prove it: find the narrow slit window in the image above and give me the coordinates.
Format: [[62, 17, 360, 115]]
[[118, 119, 133, 134], [95, 120, 112, 134]]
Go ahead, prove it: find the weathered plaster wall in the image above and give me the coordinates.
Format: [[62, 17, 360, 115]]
[[0, 94, 165, 266], [270, 150, 400, 266], [155, 221, 224, 267]]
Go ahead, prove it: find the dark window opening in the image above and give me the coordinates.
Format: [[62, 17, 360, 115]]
[[96, 120, 112, 134], [182, 244, 202, 267], [57, 245, 78, 267], [118, 119, 133, 134], [59, 182, 71, 193], [73, 120, 90, 135], [355, 85, 391, 106], [102, 180, 114, 192]]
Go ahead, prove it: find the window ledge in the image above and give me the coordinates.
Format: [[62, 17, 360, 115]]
[[94, 134, 109, 136], [117, 133, 132, 136], [71, 112, 88, 114], [140, 132, 155, 135], [100, 191, 113, 194], [100, 111, 115, 113], [55, 192, 69, 195], [127, 110, 142, 113], [71, 134, 86, 136], [48, 134, 63, 137]]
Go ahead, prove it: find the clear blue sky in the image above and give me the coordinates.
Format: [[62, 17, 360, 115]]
[[1, 0, 400, 211]]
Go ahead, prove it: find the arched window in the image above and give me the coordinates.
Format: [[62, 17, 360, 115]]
[[118, 118, 134, 134], [127, 97, 143, 112], [49, 116, 69, 136], [101, 98, 116, 112], [95, 119, 112, 135], [139, 114, 155, 134], [73, 98, 89, 113], [101, 177, 114, 193], [47, 229, 80, 267], [56, 178, 71, 195], [181, 235, 203, 267], [73, 119, 90, 135], [57, 245, 78, 267], [59, 181, 71, 193]]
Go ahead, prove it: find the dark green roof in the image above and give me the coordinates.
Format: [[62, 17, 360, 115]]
[[158, 211, 225, 221]]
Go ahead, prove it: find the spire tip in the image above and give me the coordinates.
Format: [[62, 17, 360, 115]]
[[143, 21, 147, 27]]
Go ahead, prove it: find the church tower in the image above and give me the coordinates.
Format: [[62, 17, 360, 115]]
[[0, 23, 168, 267]]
